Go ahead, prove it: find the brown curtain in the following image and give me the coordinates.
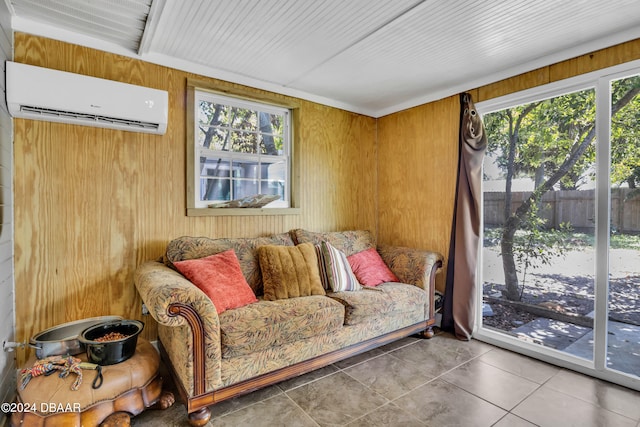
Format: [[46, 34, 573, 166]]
[[442, 93, 487, 340]]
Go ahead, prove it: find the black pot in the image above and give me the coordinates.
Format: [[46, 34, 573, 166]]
[[79, 320, 144, 365], [29, 315, 122, 359]]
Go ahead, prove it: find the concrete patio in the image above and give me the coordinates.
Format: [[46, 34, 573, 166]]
[[512, 316, 640, 375]]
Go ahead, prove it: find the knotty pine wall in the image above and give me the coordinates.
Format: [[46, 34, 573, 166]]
[[12, 34, 377, 364], [377, 38, 640, 294]]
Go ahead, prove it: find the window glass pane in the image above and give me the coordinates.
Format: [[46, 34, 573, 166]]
[[200, 178, 231, 202], [217, 104, 235, 127], [210, 129, 230, 150], [196, 126, 207, 148], [233, 180, 260, 199], [229, 130, 258, 153], [198, 100, 216, 125], [229, 107, 257, 131], [264, 160, 286, 199], [199, 156, 235, 202], [232, 159, 265, 179], [197, 127, 229, 150], [258, 111, 284, 154], [193, 91, 290, 209], [481, 88, 596, 358], [607, 73, 640, 376], [200, 156, 230, 178]]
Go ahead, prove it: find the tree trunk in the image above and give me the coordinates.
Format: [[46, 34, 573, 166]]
[[501, 103, 539, 300], [501, 216, 521, 300], [503, 112, 516, 221], [259, 112, 278, 155]]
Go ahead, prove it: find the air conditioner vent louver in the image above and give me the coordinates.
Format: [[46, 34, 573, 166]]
[[6, 62, 168, 135], [19, 105, 160, 130]]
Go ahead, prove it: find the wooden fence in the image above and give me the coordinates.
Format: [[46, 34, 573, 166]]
[[484, 188, 640, 233]]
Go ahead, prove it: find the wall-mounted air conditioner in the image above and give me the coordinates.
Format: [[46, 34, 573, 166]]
[[5, 61, 168, 135]]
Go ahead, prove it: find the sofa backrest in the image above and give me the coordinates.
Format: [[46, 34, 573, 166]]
[[290, 229, 375, 257], [164, 233, 295, 295]]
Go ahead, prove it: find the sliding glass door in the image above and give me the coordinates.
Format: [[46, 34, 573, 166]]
[[602, 73, 640, 378], [475, 60, 640, 391]]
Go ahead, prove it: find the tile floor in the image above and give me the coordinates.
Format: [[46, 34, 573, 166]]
[[132, 331, 640, 427]]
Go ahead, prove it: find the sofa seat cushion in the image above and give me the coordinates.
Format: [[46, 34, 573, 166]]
[[328, 283, 427, 325], [218, 295, 345, 358]]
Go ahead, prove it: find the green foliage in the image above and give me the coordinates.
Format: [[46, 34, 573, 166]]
[[485, 76, 640, 189], [486, 228, 640, 251], [563, 231, 640, 250], [484, 88, 597, 189], [198, 101, 284, 154], [611, 75, 640, 188], [483, 74, 640, 301], [510, 207, 573, 298]]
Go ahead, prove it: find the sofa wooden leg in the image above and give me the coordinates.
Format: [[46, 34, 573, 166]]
[[420, 327, 435, 339], [188, 407, 211, 427]]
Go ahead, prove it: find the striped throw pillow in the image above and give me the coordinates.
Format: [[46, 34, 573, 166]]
[[317, 241, 361, 292]]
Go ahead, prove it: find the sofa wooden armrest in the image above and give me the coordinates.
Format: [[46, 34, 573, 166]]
[[134, 261, 223, 397]]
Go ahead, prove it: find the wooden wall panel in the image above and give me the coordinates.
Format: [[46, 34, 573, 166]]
[[377, 96, 459, 292], [550, 39, 640, 82], [13, 34, 376, 364], [478, 38, 640, 102], [477, 68, 550, 103]]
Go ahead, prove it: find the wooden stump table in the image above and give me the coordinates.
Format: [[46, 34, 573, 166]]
[[10, 338, 174, 427]]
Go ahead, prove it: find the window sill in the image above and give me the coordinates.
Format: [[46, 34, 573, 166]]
[[187, 207, 301, 217]]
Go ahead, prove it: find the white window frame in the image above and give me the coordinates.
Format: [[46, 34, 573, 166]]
[[187, 85, 299, 216], [474, 58, 640, 392]]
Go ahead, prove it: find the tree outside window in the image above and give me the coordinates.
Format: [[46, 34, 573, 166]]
[[194, 92, 290, 209]]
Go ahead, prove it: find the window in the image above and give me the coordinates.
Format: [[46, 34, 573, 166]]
[[475, 59, 640, 391], [190, 90, 291, 210]]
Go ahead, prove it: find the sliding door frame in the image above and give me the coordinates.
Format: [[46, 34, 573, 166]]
[[474, 58, 640, 392]]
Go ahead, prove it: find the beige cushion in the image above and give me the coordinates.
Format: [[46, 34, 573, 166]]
[[258, 243, 325, 300], [328, 283, 428, 325]]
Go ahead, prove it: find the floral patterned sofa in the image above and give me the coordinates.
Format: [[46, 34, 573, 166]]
[[134, 229, 442, 426]]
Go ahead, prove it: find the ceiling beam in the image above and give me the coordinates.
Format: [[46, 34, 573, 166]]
[[137, 0, 166, 56]]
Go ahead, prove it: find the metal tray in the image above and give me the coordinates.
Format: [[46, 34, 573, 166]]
[[29, 315, 123, 359]]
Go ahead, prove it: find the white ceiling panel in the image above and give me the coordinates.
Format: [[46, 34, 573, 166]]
[[288, 0, 640, 113], [148, 0, 423, 86], [10, 0, 151, 51], [7, 0, 640, 116]]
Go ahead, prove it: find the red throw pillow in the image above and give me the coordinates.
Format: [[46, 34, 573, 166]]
[[347, 247, 400, 287], [173, 249, 258, 314]]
